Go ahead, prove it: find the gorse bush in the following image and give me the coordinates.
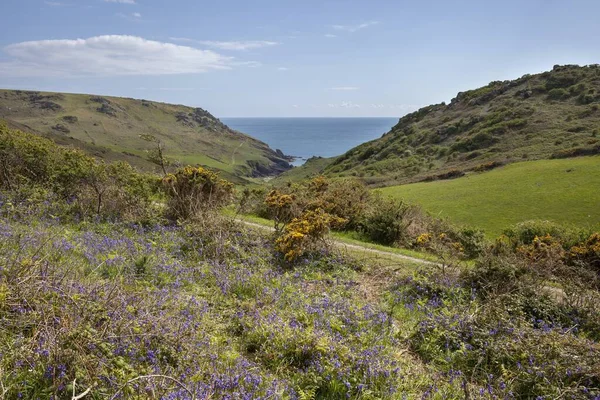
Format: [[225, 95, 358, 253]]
[[161, 166, 234, 221], [263, 177, 370, 262], [503, 220, 600, 278], [570, 232, 600, 274], [275, 208, 346, 262], [261, 176, 370, 231], [265, 188, 299, 231]]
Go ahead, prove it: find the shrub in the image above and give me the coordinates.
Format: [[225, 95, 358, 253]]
[[312, 178, 370, 230], [265, 188, 300, 231], [454, 228, 486, 258], [161, 166, 234, 220], [263, 176, 370, 232], [569, 232, 600, 274], [451, 132, 497, 152], [503, 220, 584, 248], [0, 124, 158, 222], [462, 252, 534, 296], [0, 124, 57, 190], [358, 195, 414, 245], [275, 208, 345, 262], [547, 88, 570, 100]]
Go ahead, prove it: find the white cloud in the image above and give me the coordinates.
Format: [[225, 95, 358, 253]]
[[169, 38, 279, 51], [329, 86, 359, 91], [116, 12, 141, 21], [44, 1, 67, 6], [104, 0, 136, 4], [324, 34, 337, 38], [327, 101, 361, 108], [0, 35, 236, 77], [277, 67, 289, 71], [331, 21, 379, 33]]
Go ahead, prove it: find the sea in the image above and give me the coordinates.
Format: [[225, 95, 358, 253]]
[[221, 117, 398, 166]]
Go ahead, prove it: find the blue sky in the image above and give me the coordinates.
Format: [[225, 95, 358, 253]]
[[0, 0, 599, 117]]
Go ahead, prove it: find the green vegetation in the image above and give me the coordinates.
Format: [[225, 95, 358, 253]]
[[323, 64, 600, 186], [1, 124, 599, 398], [240, 176, 487, 261], [0, 89, 291, 182], [380, 156, 600, 237]]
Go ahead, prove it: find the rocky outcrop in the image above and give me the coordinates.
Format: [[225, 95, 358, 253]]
[[247, 156, 292, 177], [97, 103, 117, 117]]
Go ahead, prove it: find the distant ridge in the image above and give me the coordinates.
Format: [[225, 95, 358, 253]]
[[0, 89, 292, 183]]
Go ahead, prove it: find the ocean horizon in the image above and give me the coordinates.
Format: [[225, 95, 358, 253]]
[[221, 117, 399, 166]]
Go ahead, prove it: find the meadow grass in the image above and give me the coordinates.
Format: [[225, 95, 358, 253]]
[[380, 155, 600, 237]]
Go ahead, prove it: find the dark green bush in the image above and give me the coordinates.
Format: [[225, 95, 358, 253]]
[[453, 228, 486, 258], [358, 195, 414, 245], [450, 132, 498, 152], [547, 88, 571, 100], [0, 123, 158, 222]]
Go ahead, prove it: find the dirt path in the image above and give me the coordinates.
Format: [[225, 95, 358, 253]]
[[239, 220, 440, 266]]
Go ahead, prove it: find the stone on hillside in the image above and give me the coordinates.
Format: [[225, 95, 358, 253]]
[[35, 101, 63, 111], [90, 96, 110, 105], [97, 103, 117, 117], [52, 124, 70, 133]]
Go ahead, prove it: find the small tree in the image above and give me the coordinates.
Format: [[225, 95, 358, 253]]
[[140, 134, 170, 175]]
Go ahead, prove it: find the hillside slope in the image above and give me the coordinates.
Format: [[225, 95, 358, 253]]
[[325, 64, 600, 186], [0, 89, 291, 182], [380, 156, 600, 237]]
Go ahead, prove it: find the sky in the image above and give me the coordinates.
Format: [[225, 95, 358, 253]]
[[0, 0, 599, 117]]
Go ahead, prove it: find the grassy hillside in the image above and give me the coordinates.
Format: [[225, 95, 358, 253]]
[[380, 155, 600, 237], [325, 64, 600, 186], [0, 89, 291, 182]]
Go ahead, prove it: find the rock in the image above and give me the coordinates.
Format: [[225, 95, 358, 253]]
[[515, 89, 533, 99], [97, 103, 117, 117], [35, 101, 63, 111], [90, 96, 110, 105], [175, 112, 195, 127], [52, 124, 70, 133]]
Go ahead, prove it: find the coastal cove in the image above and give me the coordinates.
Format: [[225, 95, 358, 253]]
[[222, 117, 398, 165]]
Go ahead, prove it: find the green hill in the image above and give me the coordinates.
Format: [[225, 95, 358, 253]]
[[379, 155, 600, 237], [323, 64, 600, 186], [0, 89, 291, 183]]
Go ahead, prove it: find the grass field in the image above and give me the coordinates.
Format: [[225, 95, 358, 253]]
[[380, 155, 600, 237]]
